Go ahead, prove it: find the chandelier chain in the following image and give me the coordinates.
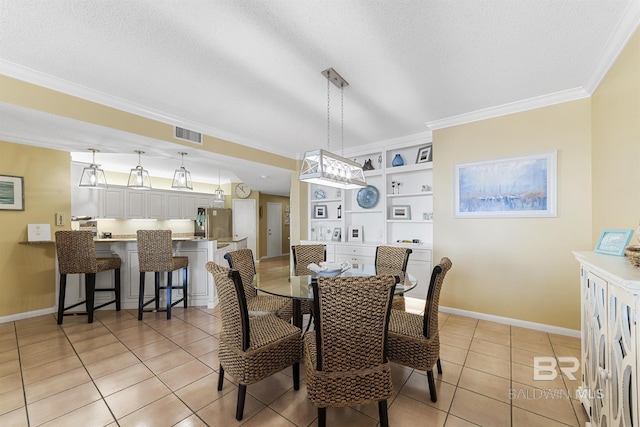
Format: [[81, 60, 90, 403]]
[[341, 85, 344, 156], [327, 73, 331, 151]]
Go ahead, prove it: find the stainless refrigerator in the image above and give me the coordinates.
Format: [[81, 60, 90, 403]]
[[195, 207, 233, 240]]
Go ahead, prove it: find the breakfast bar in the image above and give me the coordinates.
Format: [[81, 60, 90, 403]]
[[56, 236, 247, 312]]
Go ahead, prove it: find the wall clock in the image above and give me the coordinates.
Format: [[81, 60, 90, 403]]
[[235, 183, 252, 199]]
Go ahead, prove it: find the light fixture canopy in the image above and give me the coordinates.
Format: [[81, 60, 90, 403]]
[[127, 150, 152, 190], [299, 68, 366, 189], [79, 148, 108, 188], [171, 152, 193, 190]]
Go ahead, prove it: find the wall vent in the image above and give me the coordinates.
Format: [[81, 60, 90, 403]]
[[174, 126, 203, 144]]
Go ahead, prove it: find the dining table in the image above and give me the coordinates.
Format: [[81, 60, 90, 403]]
[[253, 264, 417, 329]]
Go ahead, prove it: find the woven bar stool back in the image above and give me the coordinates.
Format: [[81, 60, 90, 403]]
[[304, 275, 396, 427], [136, 230, 188, 320], [375, 246, 412, 311], [55, 230, 121, 324], [224, 249, 292, 321], [205, 262, 302, 421], [387, 257, 452, 403]]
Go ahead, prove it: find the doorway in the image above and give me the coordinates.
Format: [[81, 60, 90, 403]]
[[267, 202, 282, 258]]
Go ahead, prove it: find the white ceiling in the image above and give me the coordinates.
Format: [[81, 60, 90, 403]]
[[0, 0, 638, 196]]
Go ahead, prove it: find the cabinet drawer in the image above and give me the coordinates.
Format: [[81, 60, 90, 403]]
[[408, 249, 432, 262], [335, 244, 376, 257]]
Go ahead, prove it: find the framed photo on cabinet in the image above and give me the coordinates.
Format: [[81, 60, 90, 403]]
[[595, 229, 634, 256], [313, 205, 327, 219], [348, 225, 363, 242]]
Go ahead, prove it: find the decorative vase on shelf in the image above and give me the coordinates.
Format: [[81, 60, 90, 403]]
[[392, 154, 404, 167]]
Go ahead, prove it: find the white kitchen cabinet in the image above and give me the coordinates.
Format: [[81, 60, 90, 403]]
[[125, 190, 165, 219], [100, 188, 125, 219], [575, 251, 640, 427], [165, 193, 183, 219]]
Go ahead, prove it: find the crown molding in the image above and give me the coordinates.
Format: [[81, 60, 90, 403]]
[[426, 87, 590, 130], [583, 1, 640, 94], [0, 60, 294, 158]]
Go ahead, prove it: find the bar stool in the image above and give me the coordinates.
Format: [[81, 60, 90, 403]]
[[55, 230, 121, 324], [136, 230, 188, 320]]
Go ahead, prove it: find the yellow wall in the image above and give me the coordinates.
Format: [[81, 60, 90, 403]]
[[433, 100, 592, 330], [591, 28, 640, 241], [0, 141, 70, 316]]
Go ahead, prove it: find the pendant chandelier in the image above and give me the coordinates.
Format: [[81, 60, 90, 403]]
[[78, 148, 108, 188], [213, 168, 225, 206], [299, 68, 366, 189], [171, 152, 193, 190], [127, 150, 152, 189]]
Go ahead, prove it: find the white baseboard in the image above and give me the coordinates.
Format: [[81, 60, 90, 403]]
[[405, 297, 580, 338], [0, 307, 56, 324]]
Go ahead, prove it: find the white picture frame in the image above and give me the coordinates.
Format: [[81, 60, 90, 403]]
[[348, 225, 363, 242]]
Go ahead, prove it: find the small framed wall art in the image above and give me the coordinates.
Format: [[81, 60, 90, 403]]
[[390, 205, 411, 220], [416, 145, 432, 163], [313, 205, 327, 219], [331, 227, 342, 241], [0, 175, 24, 211]]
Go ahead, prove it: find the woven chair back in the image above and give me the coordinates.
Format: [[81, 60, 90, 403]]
[[136, 230, 174, 272], [423, 257, 453, 339], [206, 262, 250, 350], [292, 244, 326, 276], [312, 275, 395, 372], [55, 230, 98, 274], [224, 249, 257, 299], [375, 246, 412, 281]]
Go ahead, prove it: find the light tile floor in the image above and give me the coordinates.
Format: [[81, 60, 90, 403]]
[[0, 256, 589, 426]]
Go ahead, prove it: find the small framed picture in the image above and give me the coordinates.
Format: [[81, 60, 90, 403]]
[[313, 205, 327, 219], [348, 225, 363, 242], [331, 227, 342, 241], [0, 175, 25, 211], [390, 205, 411, 220], [416, 145, 432, 163], [595, 229, 634, 256]]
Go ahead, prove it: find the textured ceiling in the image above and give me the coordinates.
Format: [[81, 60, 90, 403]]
[[0, 0, 638, 195]]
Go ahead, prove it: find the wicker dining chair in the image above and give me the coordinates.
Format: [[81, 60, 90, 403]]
[[55, 230, 121, 324], [304, 275, 396, 427], [224, 249, 292, 320], [136, 230, 188, 320], [375, 246, 412, 311], [387, 257, 452, 402], [291, 244, 326, 328], [206, 262, 302, 421]]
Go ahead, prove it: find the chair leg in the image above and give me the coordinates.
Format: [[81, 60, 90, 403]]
[[57, 274, 67, 325], [378, 400, 389, 427], [436, 357, 443, 374], [85, 273, 96, 323], [217, 366, 224, 391], [182, 266, 188, 308], [427, 369, 437, 402], [166, 271, 173, 320], [154, 272, 161, 311], [236, 384, 247, 420], [292, 363, 300, 390], [114, 268, 121, 311], [138, 272, 146, 321], [318, 407, 326, 427]]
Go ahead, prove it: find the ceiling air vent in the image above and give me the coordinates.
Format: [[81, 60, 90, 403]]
[[174, 126, 203, 144]]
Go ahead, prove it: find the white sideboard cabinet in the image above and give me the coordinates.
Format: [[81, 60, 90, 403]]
[[574, 251, 640, 427]]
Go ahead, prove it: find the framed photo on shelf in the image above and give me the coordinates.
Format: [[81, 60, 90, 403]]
[[331, 227, 342, 241], [313, 205, 327, 219], [0, 175, 24, 211], [348, 225, 363, 242], [416, 145, 432, 163], [595, 229, 634, 256], [390, 205, 411, 220]]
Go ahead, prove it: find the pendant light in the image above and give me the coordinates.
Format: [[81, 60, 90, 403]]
[[171, 152, 193, 190], [79, 148, 108, 188], [213, 168, 225, 207], [299, 68, 366, 189], [127, 150, 152, 189]]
